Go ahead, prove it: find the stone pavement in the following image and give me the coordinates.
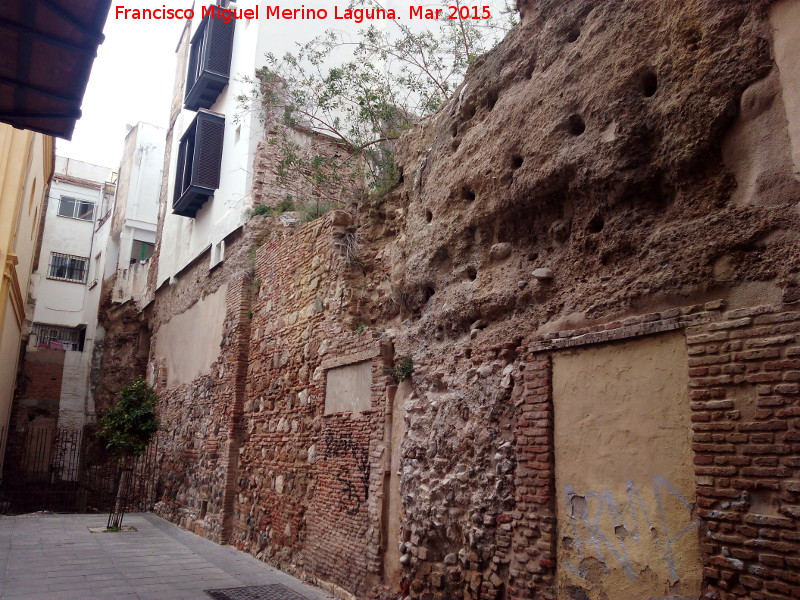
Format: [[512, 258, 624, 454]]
[[0, 513, 335, 600]]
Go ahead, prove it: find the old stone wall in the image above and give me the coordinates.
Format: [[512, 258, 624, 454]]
[[126, 0, 800, 599], [146, 215, 275, 540], [91, 284, 151, 416], [230, 213, 393, 598], [151, 269, 251, 542], [365, 1, 800, 598]]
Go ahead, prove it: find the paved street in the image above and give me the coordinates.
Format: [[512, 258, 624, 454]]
[[0, 513, 334, 600]]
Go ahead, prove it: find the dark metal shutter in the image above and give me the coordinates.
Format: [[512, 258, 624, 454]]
[[193, 112, 225, 190], [206, 16, 234, 77], [183, 9, 235, 111], [173, 110, 225, 217]]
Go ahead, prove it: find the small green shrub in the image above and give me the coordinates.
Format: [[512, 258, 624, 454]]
[[354, 323, 367, 334], [98, 378, 160, 459], [391, 356, 414, 382], [299, 202, 332, 223], [250, 204, 273, 217], [276, 196, 295, 213]]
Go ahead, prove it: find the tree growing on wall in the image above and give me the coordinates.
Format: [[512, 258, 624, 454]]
[[98, 377, 160, 529], [237, 0, 517, 213]]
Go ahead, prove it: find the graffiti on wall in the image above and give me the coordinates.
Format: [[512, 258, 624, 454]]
[[323, 427, 370, 515], [562, 475, 699, 583]]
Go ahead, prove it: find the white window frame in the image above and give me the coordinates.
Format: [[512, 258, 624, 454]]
[[57, 196, 95, 221]]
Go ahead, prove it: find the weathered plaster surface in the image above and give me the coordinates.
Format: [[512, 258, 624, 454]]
[[325, 361, 373, 415], [153, 283, 227, 387], [553, 332, 700, 600]]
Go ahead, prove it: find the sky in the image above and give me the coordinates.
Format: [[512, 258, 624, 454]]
[[56, 2, 188, 169]]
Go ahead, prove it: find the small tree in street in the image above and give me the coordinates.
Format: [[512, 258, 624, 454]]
[[98, 378, 160, 529]]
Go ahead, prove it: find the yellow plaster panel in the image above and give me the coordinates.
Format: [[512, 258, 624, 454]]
[[553, 332, 701, 600]]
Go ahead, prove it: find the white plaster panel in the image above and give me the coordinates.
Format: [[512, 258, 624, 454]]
[[154, 283, 228, 387], [553, 333, 701, 600], [325, 360, 372, 414], [770, 0, 800, 178]]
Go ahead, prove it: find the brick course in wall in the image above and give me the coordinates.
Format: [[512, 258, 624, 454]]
[[232, 214, 393, 597], [506, 354, 555, 600], [505, 303, 800, 600]]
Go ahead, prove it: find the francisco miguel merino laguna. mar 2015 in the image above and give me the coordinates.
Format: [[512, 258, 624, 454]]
[[115, 4, 493, 22]]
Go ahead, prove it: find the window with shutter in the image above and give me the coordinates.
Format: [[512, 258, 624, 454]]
[[184, 9, 235, 111], [173, 110, 225, 218]]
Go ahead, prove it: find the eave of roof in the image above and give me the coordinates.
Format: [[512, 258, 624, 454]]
[[0, 0, 112, 139]]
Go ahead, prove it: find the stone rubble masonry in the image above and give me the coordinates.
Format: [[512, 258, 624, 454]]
[[251, 124, 360, 213], [231, 213, 393, 598], [152, 268, 253, 544], [374, 303, 798, 600], [148, 209, 394, 598]]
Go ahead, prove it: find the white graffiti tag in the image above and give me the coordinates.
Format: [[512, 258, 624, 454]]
[[562, 475, 699, 582]]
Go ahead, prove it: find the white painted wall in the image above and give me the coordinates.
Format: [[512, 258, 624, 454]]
[[157, 1, 370, 285], [109, 122, 165, 303], [31, 178, 104, 328], [54, 157, 113, 185]]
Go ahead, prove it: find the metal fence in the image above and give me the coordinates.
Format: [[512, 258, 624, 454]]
[[0, 425, 160, 515]]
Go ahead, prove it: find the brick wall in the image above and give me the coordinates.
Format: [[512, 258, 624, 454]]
[[20, 356, 63, 406], [148, 210, 395, 596], [231, 213, 392, 597], [686, 307, 800, 599], [144, 202, 800, 600]]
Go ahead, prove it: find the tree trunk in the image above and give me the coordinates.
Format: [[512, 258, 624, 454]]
[[107, 465, 131, 529]]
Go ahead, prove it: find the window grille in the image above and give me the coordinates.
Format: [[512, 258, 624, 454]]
[[48, 252, 88, 283], [57, 196, 95, 221], [32, 323, 82, 351]]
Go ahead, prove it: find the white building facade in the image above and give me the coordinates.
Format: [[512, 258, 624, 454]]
[[157, 1, 361, 284], [108, 122, 166, 304], [25, 158, 116, 429]]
